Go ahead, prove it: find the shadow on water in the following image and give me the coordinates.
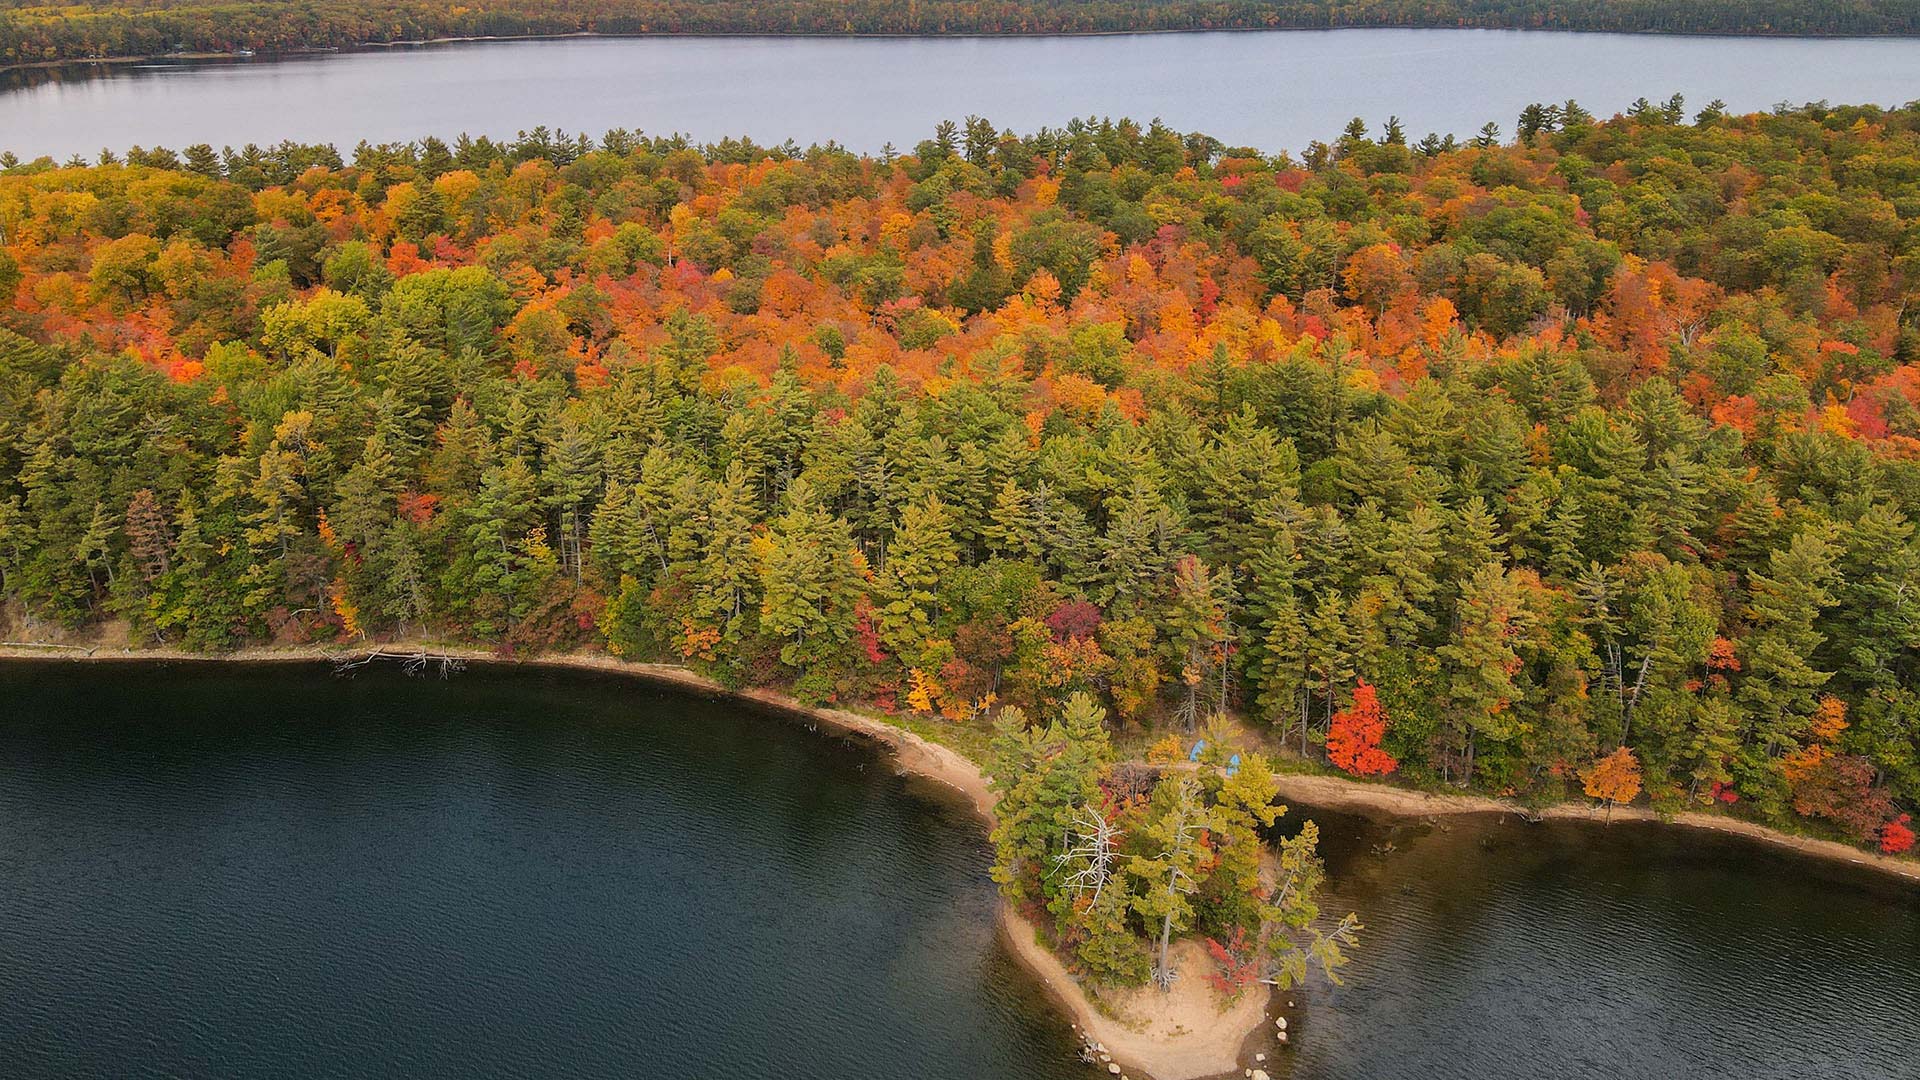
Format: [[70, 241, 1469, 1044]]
[[0, 54, 271, 96], [1272, 800, 1920, 1080]]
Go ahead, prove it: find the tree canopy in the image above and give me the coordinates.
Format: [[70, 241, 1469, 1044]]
[[3, 102, 1920, 857]]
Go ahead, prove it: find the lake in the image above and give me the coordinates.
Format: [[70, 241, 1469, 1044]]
[[0, 661, 1084, 1080], [1280, 809, 1920, 1080], [7, 30, 1920, 159], [0, 659, 1915, 1080]]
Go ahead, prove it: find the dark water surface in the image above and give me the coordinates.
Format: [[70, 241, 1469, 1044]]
[[9, 30, 1920, 158], [1, 660, 1916, 1080], [0, 660, 1083, 1080], [1278, 808, 1920, 1080]]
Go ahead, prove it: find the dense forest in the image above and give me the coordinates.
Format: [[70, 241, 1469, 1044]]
[[6, 0, 1920, 68], [2, 102, 1919, 873], [988, 691, 1357, 991]]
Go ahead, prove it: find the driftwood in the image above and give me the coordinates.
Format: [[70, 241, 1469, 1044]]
[[331, 647, 467, 679], [2, 641, 99, 655]]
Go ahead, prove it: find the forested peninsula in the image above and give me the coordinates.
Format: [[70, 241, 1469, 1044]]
[[4, 103, 1920, 892], [6, 0, 1920, 69]]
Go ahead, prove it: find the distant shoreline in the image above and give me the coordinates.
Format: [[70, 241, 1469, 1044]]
[[5, 23, 1913, 79]]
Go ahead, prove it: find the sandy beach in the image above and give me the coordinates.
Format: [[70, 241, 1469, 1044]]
[[1266, 771, 1920, 885]]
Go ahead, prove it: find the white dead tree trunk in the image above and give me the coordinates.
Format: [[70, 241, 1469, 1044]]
[[1050, 805, 1122, 904], [332, 648, 468, 679]]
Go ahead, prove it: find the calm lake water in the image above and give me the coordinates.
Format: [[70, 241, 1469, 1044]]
[[1, 660, 1916, 1080], [1280, 809, 1920, 1080], [0, 661, 1084, 1080], [8, 30, 1920, 159]]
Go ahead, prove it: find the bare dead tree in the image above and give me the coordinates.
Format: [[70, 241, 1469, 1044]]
[[1050, 805, 1122, 904], [1, 641, 99, 655]]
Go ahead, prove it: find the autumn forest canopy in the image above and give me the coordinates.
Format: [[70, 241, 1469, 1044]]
[[2, 101, 1920, 875], [6, 0, 1920, 68]]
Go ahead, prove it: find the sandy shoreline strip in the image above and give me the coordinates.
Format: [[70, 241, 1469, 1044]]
[[11, 641, 1913, 887], [1269, 771, 1920, 885]]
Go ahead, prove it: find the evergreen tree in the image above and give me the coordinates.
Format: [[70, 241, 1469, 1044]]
[[758, 478, 865, 689], [879, 494, 962, 662], [1739, 528, 1839, 769]]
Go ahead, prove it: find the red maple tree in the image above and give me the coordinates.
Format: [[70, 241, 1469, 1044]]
[[1327, 680, 1398, 777], [1880, 814, 1915, 856]]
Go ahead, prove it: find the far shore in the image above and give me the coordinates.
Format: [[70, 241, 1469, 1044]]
[[3, 22, 1906, 78], [4, 638, 1915, 1076]]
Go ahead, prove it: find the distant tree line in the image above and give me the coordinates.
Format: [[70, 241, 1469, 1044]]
[[6, 0, 1920, 67]]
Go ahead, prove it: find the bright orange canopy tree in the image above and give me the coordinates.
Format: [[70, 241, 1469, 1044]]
[[1581, 746, 1643, 821]]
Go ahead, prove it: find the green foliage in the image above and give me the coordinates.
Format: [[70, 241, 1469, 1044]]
[[2, 108, 1917, 854]]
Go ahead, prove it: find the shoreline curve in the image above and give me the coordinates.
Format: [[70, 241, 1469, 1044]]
[[0, 641, 1267, 1080], [7, 641, 1912, 887], [1267, 771, 1920, 885]]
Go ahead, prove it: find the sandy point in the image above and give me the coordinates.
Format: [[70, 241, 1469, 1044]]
[[0, 641, 1273, 1080]]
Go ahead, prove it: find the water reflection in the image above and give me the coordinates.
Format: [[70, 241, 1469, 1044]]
[[10, 31, 1920, 158], [1276, 806, 1920, 1080]]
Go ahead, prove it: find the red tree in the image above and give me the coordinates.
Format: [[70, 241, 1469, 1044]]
[[1792, 754, 1895, 843], [1880, 815, 1915, 856], [1327, 680, 1398, 777], [1045, 599, 1103, 642]]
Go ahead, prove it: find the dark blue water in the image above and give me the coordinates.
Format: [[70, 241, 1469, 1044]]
[[1280, 809, 1920, 1080], [1, 659, 1915, 1080], [0, 660, 1083, 1080]]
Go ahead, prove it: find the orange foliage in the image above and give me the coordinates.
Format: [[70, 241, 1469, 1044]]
[[1581, 747, 1643, 815]]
